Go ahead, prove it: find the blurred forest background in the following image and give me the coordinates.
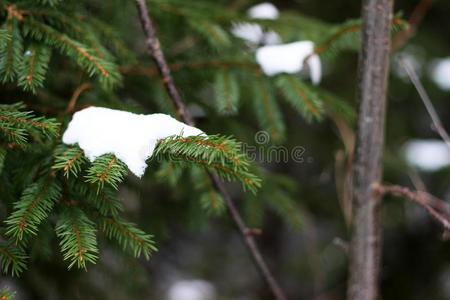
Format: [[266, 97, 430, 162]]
[[1, 0, 450, 299]]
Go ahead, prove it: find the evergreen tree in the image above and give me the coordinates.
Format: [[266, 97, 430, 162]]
[[3, 0, 442, 299]]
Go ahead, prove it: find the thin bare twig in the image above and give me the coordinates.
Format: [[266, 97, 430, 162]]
[[65, 82, 91, 114], [375, 183, 450, 231], [400, 58, 450, 149], [134, 1, 287, 299]]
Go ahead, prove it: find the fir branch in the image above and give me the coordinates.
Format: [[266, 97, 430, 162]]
[[314, 17, 408, 59], [85, 154, 128, 191], [154, 135, 261, 193], [18, 44, 51, 93], [0, 102, 59, 146], [276, 75, 324, 122], [52, 145, 87, 178], [22, 18, 121, 89], [56, 208, 98, 270], [200, 190, 226, 216], [188, 19, 231, 49], [99, 216, 157, 259], [214, 70, 240, 115], [0, 18, 23, 83], [252, 78, 285, 143], [0, 241, 27, 276], [0, 287, 16, 300], [5, 178, 62, 241]]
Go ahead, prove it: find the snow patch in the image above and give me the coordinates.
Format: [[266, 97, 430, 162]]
[[62, 107, 204, 177], [430, 57, 450, 91], [231, 23, 280, 45], [404, 139, 450, 171], [248, 2, 279, 20], [256, 41, 322, 84], [167, 280, 216, 300]]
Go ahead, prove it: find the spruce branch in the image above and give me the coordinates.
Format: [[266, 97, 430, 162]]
[[213, 70, 240, 115], [18, 44, 51, 93], [0, 102, 59, 146], [134, 1, 287, 299], [22, 18, 121, 89], [99, 216, 157, 259], [53, 145, 87, 178], [0, 241, 27, 276], [56, 208, 99, 270], [85, 154, 128, 191], [252, 78, 286, 143], [0, 287, 16, 300], [5, 178, 62, 241], [276, 75, 324, 122], [312, 17, 407, 60], [0, 18, 23, 83]]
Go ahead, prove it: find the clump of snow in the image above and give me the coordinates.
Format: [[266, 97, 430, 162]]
[[62, 107, 204, 177], [167, 280, 216, 300], [230, 3, 280, 46], [247, 2, 279, 20], [430, 57, 450, 91], [231, 23, 281, 45], [256, 41, 322, 84], [404, 139, 450, 171]]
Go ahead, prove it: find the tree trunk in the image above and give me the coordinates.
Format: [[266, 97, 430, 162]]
[[347, 0, 393, 299]]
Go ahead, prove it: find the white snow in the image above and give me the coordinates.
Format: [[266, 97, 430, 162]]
[[404, 139, 450, 171], [256, 41, 322, 84], [231, 23, 280, 45], [167, 280, 216, 300], [231, 22, 265, 44], [230, 3, 280, 45], [62, 107, 204, 177], [248, 2, 279, 20], [430, 57, 450, 91]]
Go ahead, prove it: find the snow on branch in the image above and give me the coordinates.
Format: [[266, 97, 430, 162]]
[[58, 107, 260, 192]]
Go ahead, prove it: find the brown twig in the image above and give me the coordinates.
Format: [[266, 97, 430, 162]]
[[134, 1, 287, 299], [399, 58, 450, 149], [375, 183, 450, 231], [65, 82, 91, 114]]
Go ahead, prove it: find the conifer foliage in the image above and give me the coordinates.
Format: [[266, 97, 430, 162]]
[[0, 0, 408, 295]]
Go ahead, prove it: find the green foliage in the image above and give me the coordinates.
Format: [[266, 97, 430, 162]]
[[0, 102, 59, 146], [0, 287, 15, 300], [213, 70, 240, 115], [99, 216, 157, 260], [5, 178, 62, 241], [314, 17, 409, 59], [53, 144, 87, 178], [188, 19, 231, 49], [18, 44, 51, 93], [154, 135, 261, 194], [276, 75, 324, 122], [252, 78, 286, 143], [22, 18, 121, 89], [85, 154, 128, 191], [0, 241, 27, 276], [56, 208, 99, 270], [0, 18, 22, 83]]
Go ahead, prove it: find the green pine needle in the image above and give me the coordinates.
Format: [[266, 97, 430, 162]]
[[276, 75, 324, 122], [56, 208, 99, 270], [0, 241, 28, 276], [5, 178, 62, 241], [99, 216, 157, 260]]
